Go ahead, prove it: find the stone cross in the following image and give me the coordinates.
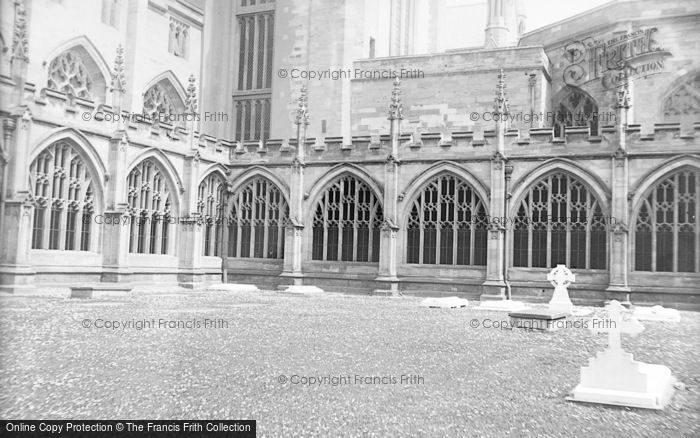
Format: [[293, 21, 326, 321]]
[[592, 300, 644, 351], [547, 264, 575, 314]]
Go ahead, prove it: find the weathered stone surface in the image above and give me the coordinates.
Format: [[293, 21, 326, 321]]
[[419, 297, 469, 309]]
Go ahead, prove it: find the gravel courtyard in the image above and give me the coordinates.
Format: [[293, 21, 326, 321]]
[[1, 289, 698, 437]]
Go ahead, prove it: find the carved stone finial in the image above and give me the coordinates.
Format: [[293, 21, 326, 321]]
[[388, 77, 403, 121], [494, 68, 510, 116], [110, 45, 126, 93], [11, 0, 29, 62], [294, 85, 309, 126], [186, 74, 197, 113]]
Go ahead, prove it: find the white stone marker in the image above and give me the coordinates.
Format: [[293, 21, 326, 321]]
[[547, 264, 575, 314], [208, 284, 259, 293], [568, 300, 676, 409], [632, 305, 681, 322], [419, 297, 469, 309]]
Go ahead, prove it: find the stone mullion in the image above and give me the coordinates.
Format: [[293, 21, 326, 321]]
[[251, 15, 260, 90], [367, 201, 375, 261], [262, 14, 270, 88], [469, 194, 476, 265], [651, 189, 657, 272], [526, 196, 533, 268], [242, 16, 251, 90], [73, 164, 87, 251], [262, 183, 270, 259], [249, 187, 256, 257], [352, 183, 359, 261], [276, 198, 284, 258], [322, 191, 329, 260], [435, 180, 442, 265], [585, 194, 592, 270], [546, 179, 552, 268], [452, 186, 458, 265], [672, 175, 679, 273], [41, 163, 53, 249], [57, 149, 69, 250], [153, 189, 164, 255], [337, 183, 344, 261], [236, 193, 243, 258], [142, 171, 154, 254], [418, 192, 425, 264], [565, 177, 571, 267]]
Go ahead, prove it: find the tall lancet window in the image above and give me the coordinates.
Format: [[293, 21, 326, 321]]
[[127, 160, 173, 254], [552, 86, 599, 137], [406, 174, 488, 265], [198, 174, 226, 256], [634, 169, 699, 273], [227, 177, 288, 259], [512, 172, 607, 269], [30, 141, 96, 251], [312, 176, 383, 262]]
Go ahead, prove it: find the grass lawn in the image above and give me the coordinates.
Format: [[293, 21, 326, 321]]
[[1, 289, 699, 437]]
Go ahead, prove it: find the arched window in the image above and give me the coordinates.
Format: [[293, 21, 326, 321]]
[[30, 141, 95, 251], [142, 79, 185, 122], [127, 160, 173, 254], [553, 86, 599, 137], [634, 168, 699, 273], [227, 177, 288, 259], [312, 175, 383, 262], [198, 173, 226, 256], [406, 174, 488, 265], [46, 46, 107, 101], [513, 172, 607, 269], [662, 73, 700, 122]]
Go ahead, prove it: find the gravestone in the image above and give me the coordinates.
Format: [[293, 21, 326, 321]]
[[632, 305, 681, 322], [419, 297, 469, 309], [568, 300, 676, 409], [547, 264, 575, 314]]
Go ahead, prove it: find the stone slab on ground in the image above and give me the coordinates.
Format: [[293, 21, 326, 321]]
[[477, 300, 529, 312], [280, 285, 325, 295], [632, 305, 681, 322], [419, 297, 469, 309], [207, 283, 260, 293], [70, 284, 133, 299], [509, 309, 569, 331]]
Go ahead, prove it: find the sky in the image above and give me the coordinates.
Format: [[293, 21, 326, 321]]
[[525, 0, 614, 32]]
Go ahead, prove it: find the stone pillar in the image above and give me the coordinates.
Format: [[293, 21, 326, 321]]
[[376, 78, 402, 294], [0, 112, 36, 293], [178, 76, 207, 289], [101, 46, 132, 283], [0, 0, 36, 293], [607, 86, 631, 297], [281, 86, 308, 286], [484, 0, 517, 48], [481, 70, 510, 300]]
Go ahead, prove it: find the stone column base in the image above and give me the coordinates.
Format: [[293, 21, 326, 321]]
[[0, 264, 37, 294], [480, 280, 507, 301]]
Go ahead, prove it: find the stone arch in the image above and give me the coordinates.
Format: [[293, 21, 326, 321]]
[[43, 36, 111, 103], [141, 71, 187, 121], [306, 164, 384, 263], [629, 156, 700, 273], [551, 85, 599, 136], [399, 161, 490, 224], [226, 166, 290, 211], [305, 163, 384, 224], [659, 70, 700, 122], [509, 158, 610, 218], [29, 127, 106, 208], [127, 147, 184, 206], [199, 163, 228, 186]]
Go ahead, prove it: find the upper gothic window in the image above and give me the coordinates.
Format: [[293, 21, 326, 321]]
[[406, 174, 488, 265], [127, 160, 173, 255], [634, 168, 699, 273], [312, 176, 383, 262], [513, 172, 607, 269], [552, 86, 599, 137], [198, 174, 226, 257], [142, 80, 185, 123], [227, 177, 288, 259], [168, 17, 189, 59], [662, 73, 700, 122], [30, 141, 95, 251], [47, 50, 94, 100]]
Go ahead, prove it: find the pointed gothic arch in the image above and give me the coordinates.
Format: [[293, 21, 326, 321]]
[[552, 85, 599, 136], [660, 71, 700, 122], [43, 36, 111, 102], [141, 71, 187, 122], [631, 158, 700, 273], [510, 162, 609, 270]]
